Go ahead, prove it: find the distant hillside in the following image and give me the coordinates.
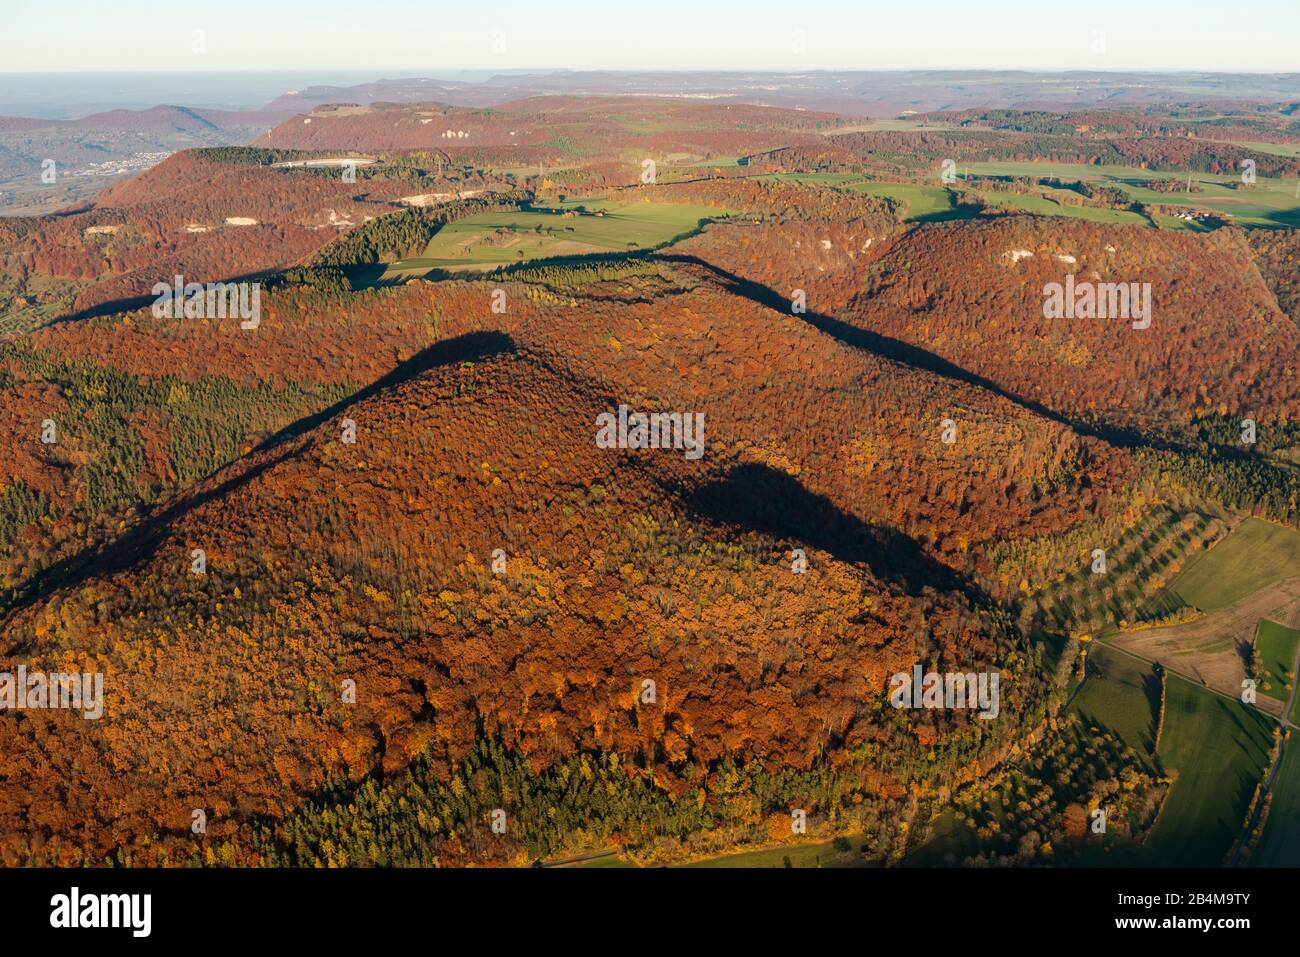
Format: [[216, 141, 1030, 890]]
[[255, 97, 847, 158], [0, 149, 508, 331], [842, 217, 1300, 441], [0, 105, 293, 217]]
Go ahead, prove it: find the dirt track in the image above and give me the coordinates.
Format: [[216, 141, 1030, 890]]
[[1110, 577, 1300, 715]]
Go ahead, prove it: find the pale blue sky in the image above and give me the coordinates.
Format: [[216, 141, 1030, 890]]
[[4, 0, 1298, 72]]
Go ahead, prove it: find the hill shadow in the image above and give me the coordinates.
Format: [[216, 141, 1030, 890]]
[[0, 331, 516, 636], [655, 252, 1186, 454], [657, 253, 1074, 416], [253, 330, 515, 452], [672, 460, 981, 601], [1258, 208, 1300, 229], [909, 204, 980, 224], [38, 267, 286, 330]]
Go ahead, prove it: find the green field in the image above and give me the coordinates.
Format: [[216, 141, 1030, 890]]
[[1255, 619, 1300, 703], [961, 161, 1300, 228], [1069, 645, 1159, 761], [768, 173, 971, 222], [1167, 518, 1300, 612], [381, 198, 730, 277], [1236, 141, 1300, 158], [981, 190, 1150, 226], [845, 181, 973, 222], [775, 171, 1157, 227], [1146, 674, 1274, 866], [1252, 740, 1300, 866]]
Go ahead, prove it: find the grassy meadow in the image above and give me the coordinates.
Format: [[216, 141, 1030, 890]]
[[980, 189, 1150, 226], [1070, 645, 1159, 762], [1252, 738, 1300, 867], [1255, 619, 1300, 703], [961, 160, 1300, 228], [381, 198, 729, 277], [1168, 518, 1300, 612], [1063, 644, 1275, 866], [1145, 674, 1274, 866]]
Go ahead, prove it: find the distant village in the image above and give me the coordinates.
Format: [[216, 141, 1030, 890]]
[[70, 150, 173, 178]]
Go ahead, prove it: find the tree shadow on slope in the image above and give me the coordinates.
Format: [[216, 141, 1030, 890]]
[[253, 330, 516, 452], [37, 267, 285, 330], [0, 331, 516, 637], [673, 460, 982, 602], [655, 252, 1182, 454]]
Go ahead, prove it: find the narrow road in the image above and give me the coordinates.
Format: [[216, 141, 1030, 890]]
[[1098, 640, 1287, 725], [539, 848, 620, 868]]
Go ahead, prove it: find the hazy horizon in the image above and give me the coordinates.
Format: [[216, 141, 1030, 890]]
[[6, 0, 1300, 74], [4, 66, 1300, 121]]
